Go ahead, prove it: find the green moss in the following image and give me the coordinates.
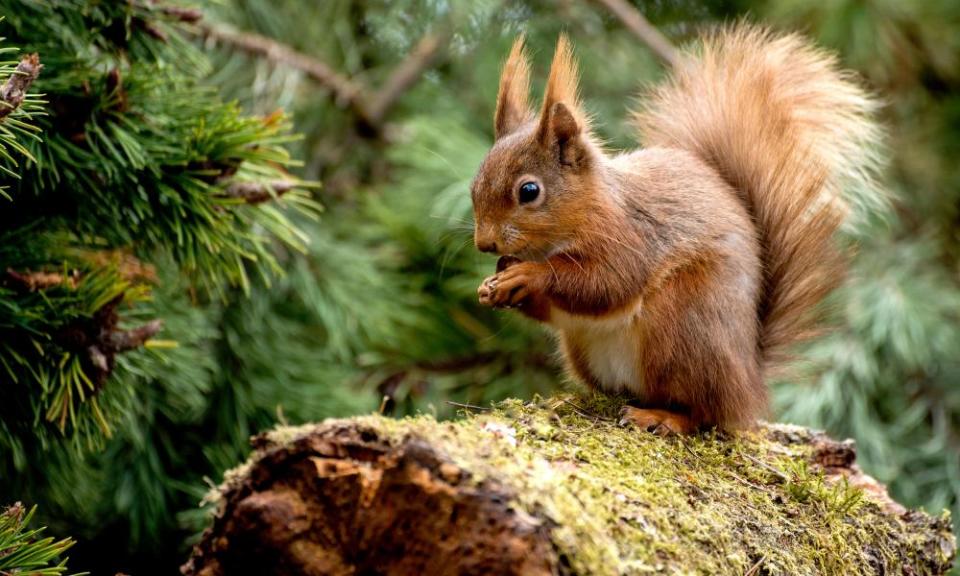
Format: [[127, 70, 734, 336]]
[[221, 394, 955, 575]]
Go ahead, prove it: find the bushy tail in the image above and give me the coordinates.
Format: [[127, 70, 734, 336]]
[[633, 24, 884, 373]]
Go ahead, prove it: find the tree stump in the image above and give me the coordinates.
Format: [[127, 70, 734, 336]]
[[182, 395, 956, 575]]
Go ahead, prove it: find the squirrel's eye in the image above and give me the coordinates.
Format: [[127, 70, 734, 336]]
[[518, 181, 540, 204]]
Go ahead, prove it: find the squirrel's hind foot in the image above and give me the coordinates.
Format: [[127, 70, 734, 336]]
[[618, 406, 698, 436]]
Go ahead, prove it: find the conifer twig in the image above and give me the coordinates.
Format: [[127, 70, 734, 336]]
[[192, 22, 364, 110], [0, 53, 42, 121], [107, 319, 164, 352], [158, 5, 203, 23], [0, 503, 76, 574], [590, 0, 679, 67], [190, 21, 452, 135], [363, 29, 452, 126], [216, 180, 298, 204], [4, 268, 76, 291]]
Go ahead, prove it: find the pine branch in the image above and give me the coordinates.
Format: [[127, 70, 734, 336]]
[[130, 2, 202, 42], [157, 5, 203, 23], [4, 268, 77, 291], [215, 179, 297, 204], [107, 319, 164, 353], [363, 29, 452, 127], [0, 53, 42, 121], [0, 503, 75, 575], [191, 21, 451, 135], [81, 318, 164, 383], [84, 250, 157, 283], [192, 22, 365, 111], [5, 251, 156, 291], [590, 0, 678, 67], [54, 295, 164, 389]]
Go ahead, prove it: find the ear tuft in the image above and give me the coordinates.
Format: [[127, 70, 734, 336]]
[[541, 34, 580, 117], [537, 35, 589, 158], [494, 36, 533, 140]]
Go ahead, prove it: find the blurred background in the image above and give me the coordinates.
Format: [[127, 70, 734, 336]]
[[0, 0, 957, 574]]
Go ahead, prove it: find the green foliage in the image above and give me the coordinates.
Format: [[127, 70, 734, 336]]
[[0, 0, 313, 446], [0, 2, 319, 572], [0, 502, 79, 576], [0, 41, 43, 195]]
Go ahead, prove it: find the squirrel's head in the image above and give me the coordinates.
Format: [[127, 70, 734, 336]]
[[471, 35, 601, 260]]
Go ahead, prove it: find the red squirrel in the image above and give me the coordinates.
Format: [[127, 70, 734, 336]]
[[471, 25, 883, 434]]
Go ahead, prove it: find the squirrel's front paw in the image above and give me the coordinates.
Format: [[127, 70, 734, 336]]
[[477, 262, 547, 309]]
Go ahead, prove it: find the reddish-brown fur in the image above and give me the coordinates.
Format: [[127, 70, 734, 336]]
[[472, 27, 883, 433]]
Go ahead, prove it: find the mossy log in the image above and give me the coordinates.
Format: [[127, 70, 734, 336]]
[[182, 395, 955, 576]]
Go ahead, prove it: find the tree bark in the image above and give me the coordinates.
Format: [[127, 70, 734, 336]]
[[182, 395, 956, 576]]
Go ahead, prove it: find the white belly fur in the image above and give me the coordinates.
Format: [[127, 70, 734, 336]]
[[549, 304, 643, 393]]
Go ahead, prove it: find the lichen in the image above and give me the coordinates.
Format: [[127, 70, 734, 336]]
[[212, 393, 956, 575]]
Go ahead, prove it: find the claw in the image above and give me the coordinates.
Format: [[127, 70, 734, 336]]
[[477, 261, 544, 309]]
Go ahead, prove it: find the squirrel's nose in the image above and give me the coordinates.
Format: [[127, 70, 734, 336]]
[[476, 238, 499, 253]]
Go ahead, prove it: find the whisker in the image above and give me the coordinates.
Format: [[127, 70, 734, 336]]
[[556, 248, 588, 275], [538, 246, 561, 285], [437, 228, 472, 246], [439, 236, 475, 278], [430, 214, 475, 226]]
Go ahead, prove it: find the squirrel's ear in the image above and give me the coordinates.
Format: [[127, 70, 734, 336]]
[[543, 102, 585, 167], [494, 36, 533, 140], [537, 35, 589, 166]]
